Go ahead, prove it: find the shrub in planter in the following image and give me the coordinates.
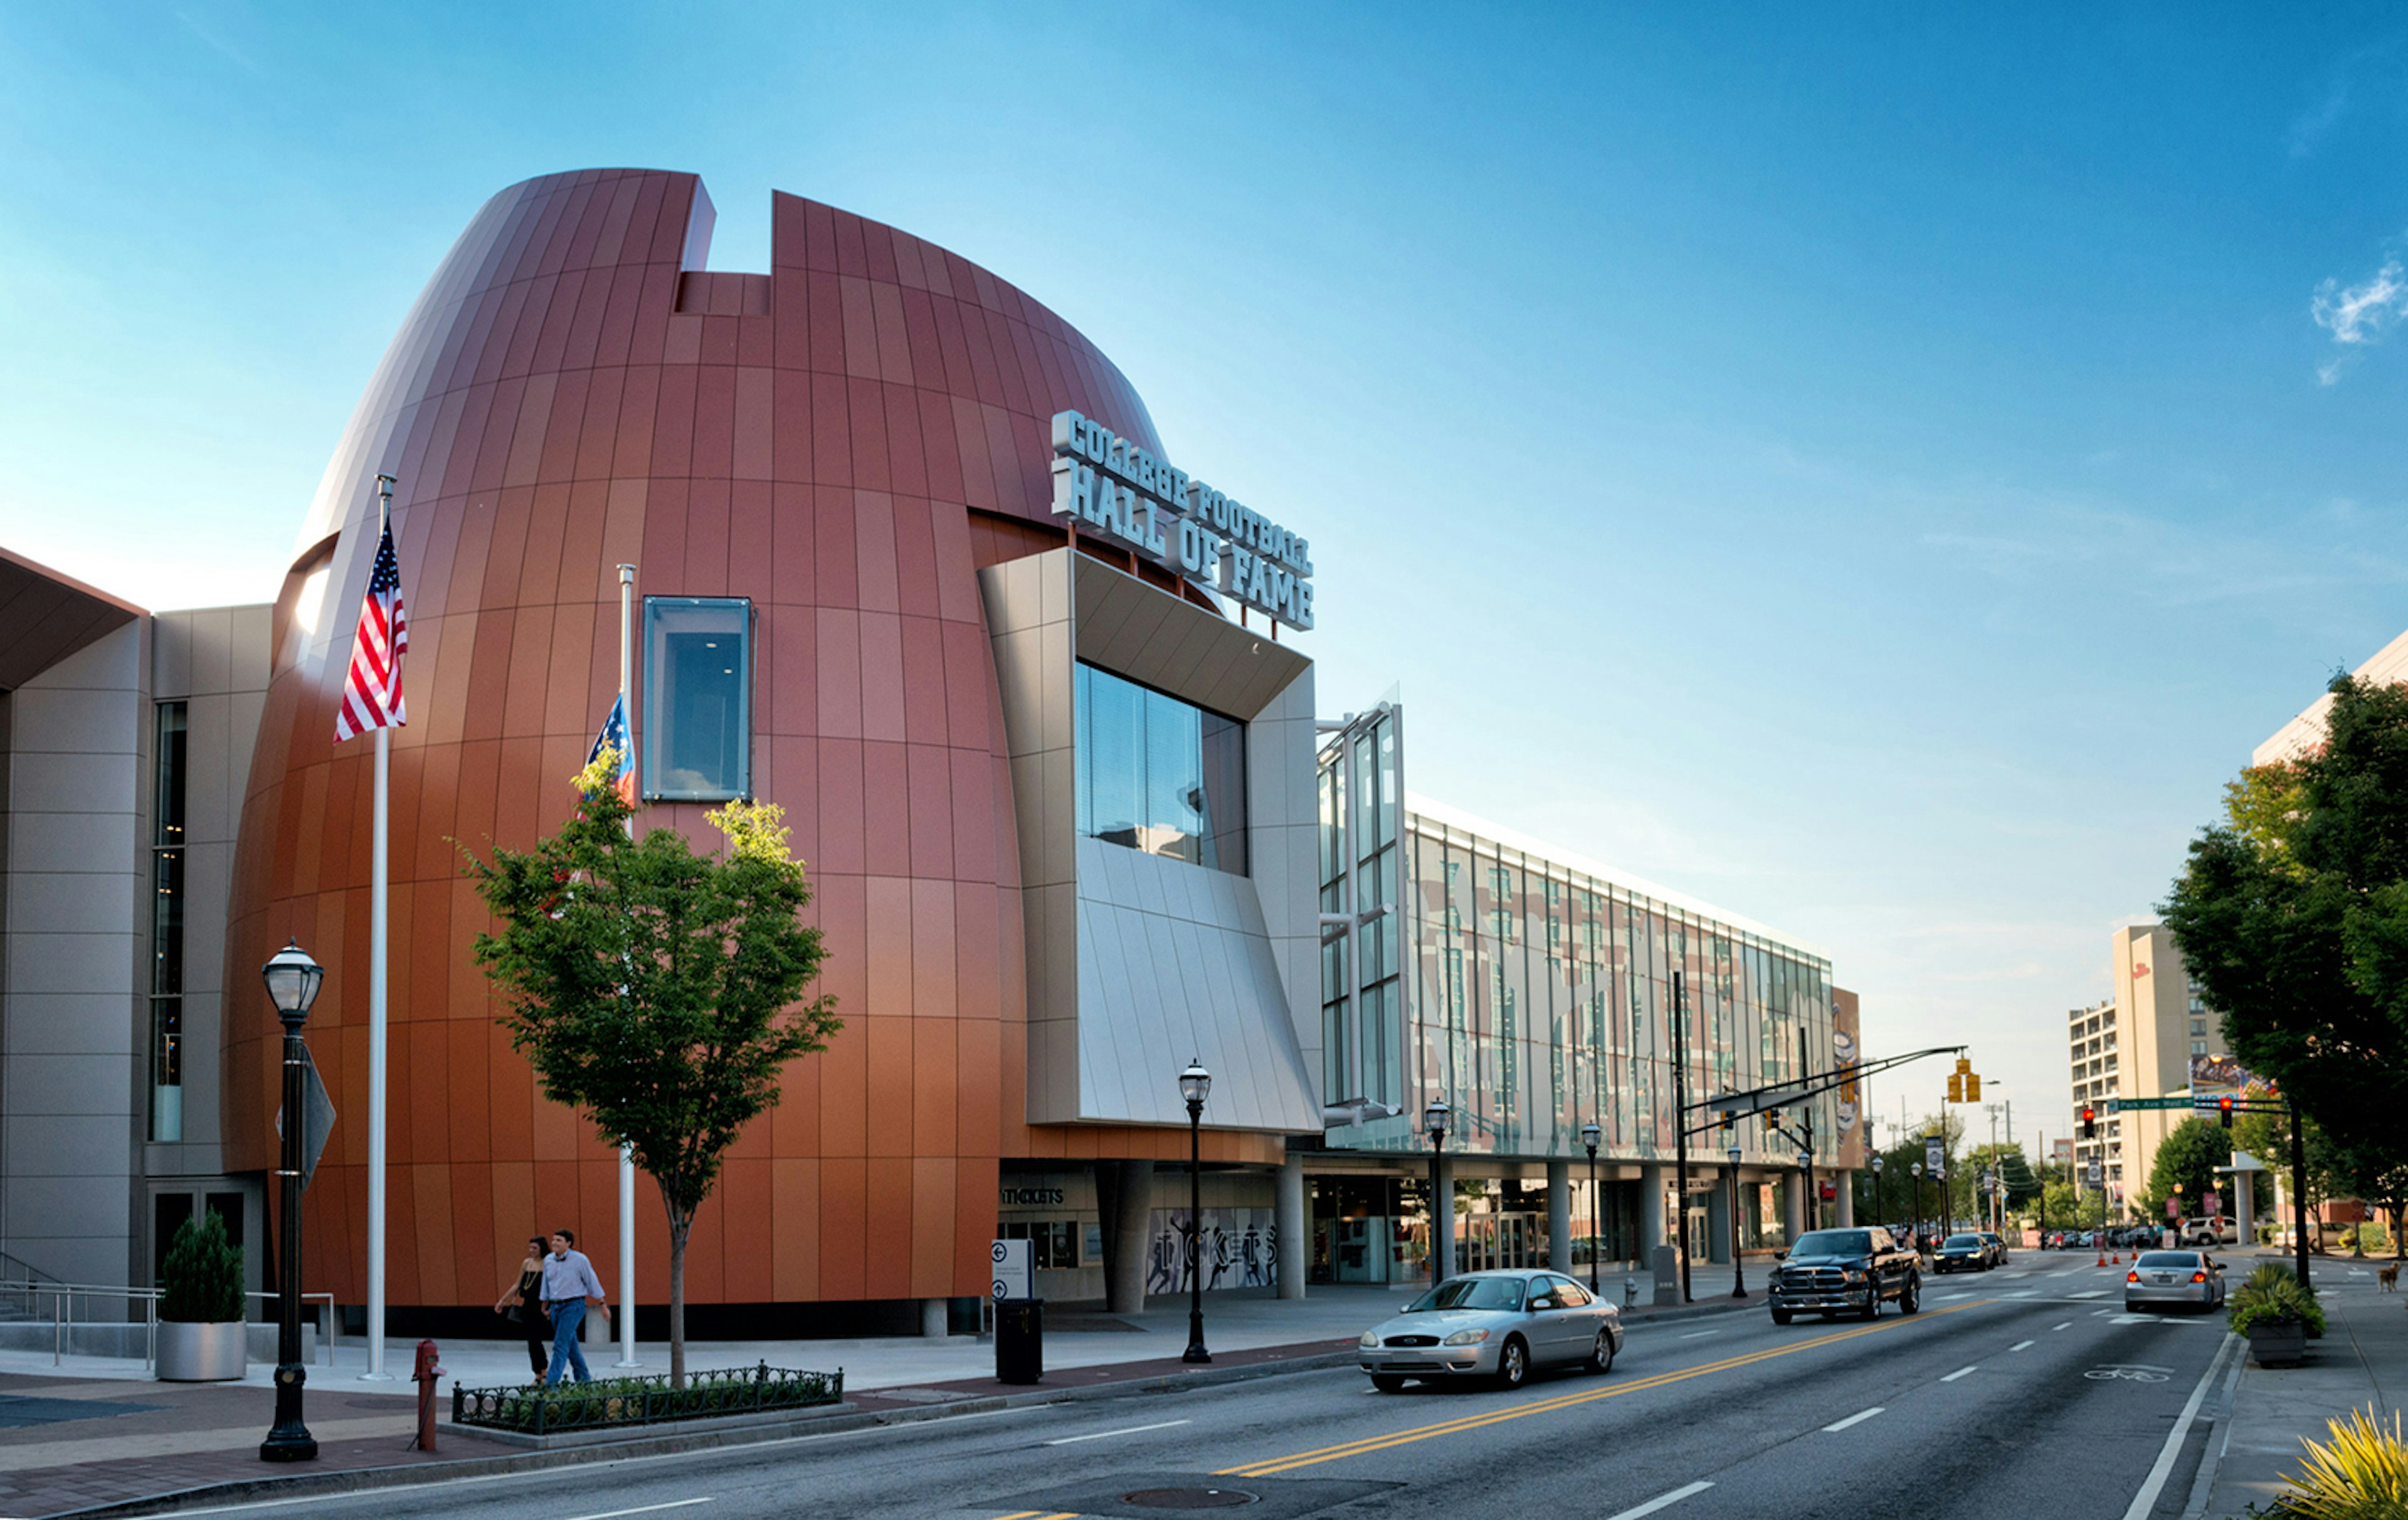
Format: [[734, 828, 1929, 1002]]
[[2281, 1406, 2408, 1519], [2229, 1262, 2323, 1368], [157, 1213, 246, 1381]]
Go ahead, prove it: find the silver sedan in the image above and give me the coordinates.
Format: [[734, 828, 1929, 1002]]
[[2124, 1250, 2226, 1312], [1356, 1269, 1624, 1391]]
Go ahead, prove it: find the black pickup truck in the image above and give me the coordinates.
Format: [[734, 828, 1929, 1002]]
[[1767, 1227, 1922, 1324]]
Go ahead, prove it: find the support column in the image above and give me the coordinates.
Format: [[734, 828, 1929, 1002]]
[[1783, 1174, 1805, 1243], [1836, 1174, 1856, 1228], [1276, 1156, 1307, 1300], [1639, 1164, 1666, 1267], [1097, 1160, 1155, 1316], [921, 1299, 949, 1338], [1434, 1154, 1457, 1282], [1704, 1172, 1731, 1264], [1546, 1160, 1572, 1274]]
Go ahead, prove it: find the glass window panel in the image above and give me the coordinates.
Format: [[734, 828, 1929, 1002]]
[[642, 598, 751, 800], [1074, 662, 1247, 875]]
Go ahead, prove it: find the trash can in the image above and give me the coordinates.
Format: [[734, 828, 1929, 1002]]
[[995, 1297, 1043, 1385]]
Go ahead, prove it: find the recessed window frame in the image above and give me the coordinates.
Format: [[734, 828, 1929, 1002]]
[[641, 596, 755, 803]]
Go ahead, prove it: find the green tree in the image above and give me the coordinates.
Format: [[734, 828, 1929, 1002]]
[[2040, 1179, 2084, 1232], [467, 750, 841, 1385], [2163, 675, 2408, 1212], [2138, 1117, 2227, 1222]]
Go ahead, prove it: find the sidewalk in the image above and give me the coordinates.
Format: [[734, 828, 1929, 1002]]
[[2196, 1249, 2408, 1518], [0, 1273, 1763, 1519]]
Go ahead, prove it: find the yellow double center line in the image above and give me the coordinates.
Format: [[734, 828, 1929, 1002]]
[[1219, 1302, 1980, 1478], [993, 1302, 1982, 1517]]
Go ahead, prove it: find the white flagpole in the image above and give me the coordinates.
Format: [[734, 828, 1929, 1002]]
[[616, 562, 640, 1368], [362, 474, 396, 1380]]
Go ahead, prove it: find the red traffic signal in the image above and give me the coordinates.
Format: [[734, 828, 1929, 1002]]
[[2219, 1095, 2234, 1129], [2080, 1105, 2096, 1139]]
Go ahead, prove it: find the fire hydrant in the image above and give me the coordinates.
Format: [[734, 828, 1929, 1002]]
[[412, 1338, 445, 1451]]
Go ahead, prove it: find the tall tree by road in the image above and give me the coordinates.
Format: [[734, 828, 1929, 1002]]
[[466, 749, 840, 1385], [2137, 1117, 2226, 1223], [2162, 675, 2408, 1185]]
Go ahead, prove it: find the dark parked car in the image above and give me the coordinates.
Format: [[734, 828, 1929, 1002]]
[[1768, 1227, 1922, 1324]]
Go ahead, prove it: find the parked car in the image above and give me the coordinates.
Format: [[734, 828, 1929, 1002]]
[[2179, 1216, 2240, 1247], [1933, 1233, 1990, 1273], [2125, 1250, 2226, 1313], [1767, 1227, 1922, 1323], [1356, 1270, 1623, 1391]]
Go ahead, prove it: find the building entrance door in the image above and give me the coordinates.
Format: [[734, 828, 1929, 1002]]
[[1457, 1211, 1546, 1274], [1331, 1215, 1393, 1282]]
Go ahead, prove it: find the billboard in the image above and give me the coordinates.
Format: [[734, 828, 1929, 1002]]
[[1832, 989, 1864, 1171], [2189, 1054, 2270, 1094]]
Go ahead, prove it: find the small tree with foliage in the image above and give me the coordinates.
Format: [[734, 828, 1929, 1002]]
[[2138, 1117, 2228, 1223], [467, 750, 840, 1385]]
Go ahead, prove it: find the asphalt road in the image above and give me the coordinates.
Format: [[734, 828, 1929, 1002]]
[[174, 1254, 2235, 1520]]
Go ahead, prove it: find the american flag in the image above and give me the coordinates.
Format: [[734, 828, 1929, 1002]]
[[333, 522, 408, 742], [587, 692, 636, 803]]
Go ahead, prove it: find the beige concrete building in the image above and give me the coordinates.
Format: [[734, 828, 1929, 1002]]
[[2254, 626, 2408, 766], [2067, 925, 2214, 1217]]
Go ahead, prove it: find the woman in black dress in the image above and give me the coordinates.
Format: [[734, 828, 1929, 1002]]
[[492, 1236, 550, 1378]]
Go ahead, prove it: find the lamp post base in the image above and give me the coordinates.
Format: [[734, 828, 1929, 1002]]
[[260, 1365, 317, 1461], [1183, 1313, 1211, 1365]]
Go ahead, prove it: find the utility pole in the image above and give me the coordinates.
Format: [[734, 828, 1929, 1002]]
[[1672, 971, 1691, 1304]]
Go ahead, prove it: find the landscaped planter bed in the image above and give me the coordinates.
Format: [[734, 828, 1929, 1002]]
[[452, 1362, 843, 1435]]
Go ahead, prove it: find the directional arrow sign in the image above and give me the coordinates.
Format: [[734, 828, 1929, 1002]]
[[274, 1049, 338, 1191]]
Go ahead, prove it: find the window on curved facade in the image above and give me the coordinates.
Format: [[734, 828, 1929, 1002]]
[[1074, 661, 1245, 873], [643, 597, 751, 801]]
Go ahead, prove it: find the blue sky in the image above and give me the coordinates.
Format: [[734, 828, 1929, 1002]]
[[6, 3, 2408, 1144]]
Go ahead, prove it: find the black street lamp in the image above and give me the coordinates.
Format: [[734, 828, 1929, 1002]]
[[1728, 1146, 1747, 1299], [1798, 1150, 1815, 1235], [260, 940, 324, 1463], [1580, 1120, 1602, 1294], [1870, 1154, 1886, 1239], [1179, 1059, 1212, 1365], [1425, 1099, 1450, 1286]]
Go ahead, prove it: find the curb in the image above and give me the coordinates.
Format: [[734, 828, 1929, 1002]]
[[44, 1349, 1363, 1519]]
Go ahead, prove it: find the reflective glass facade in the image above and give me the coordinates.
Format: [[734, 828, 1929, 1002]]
[[1317, 770, 1838, 1166], [1074, 661, 1247, 873]]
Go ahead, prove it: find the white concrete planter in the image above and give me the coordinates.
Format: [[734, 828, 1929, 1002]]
[[157, 1320, 248, 1381]]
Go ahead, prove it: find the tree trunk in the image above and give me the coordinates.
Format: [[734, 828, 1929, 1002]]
[[667, 1205, 692, 1389]]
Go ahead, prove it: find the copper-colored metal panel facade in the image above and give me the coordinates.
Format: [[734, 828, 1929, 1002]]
[[226, 169, 1284, 1313]]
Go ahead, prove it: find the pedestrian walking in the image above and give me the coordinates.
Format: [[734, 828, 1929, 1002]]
[[492, 1235, 551, 1378], [541, 1227, 607, 1386]]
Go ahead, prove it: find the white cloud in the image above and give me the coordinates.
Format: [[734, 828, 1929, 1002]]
[[2311, 253, 2408, 383]]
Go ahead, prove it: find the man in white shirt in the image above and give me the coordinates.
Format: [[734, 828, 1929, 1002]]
[[540, 1228, 607, 1386]]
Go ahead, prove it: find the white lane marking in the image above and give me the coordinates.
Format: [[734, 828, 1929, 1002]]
[[2119, 1334, 2242, 1520], [2002, 1290, 2037, 1298], [1603, 1480, 1715, 1520], [1941, 1292, 1973, 1301], [2068, 1289, 2108, 1299], [2053, 1322, 2073, 1331], [2010, 1340, 2035, 1351], [2049, 1269, 2080, 1278], [2093, 1308, 2117, 1317], [1043, 1418, 1191, 1446], [1940, 1365, 1978, 1383], [1678, 1329, 1721, 1339], [1822, 1406, 1886, 1432], [568, 1504, 714, 1520]]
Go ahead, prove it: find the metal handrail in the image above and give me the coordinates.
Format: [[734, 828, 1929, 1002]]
[[23, 1283, 335, 1369]]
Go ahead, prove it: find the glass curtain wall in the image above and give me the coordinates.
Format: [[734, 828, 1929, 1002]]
[[1316, 792, 1836, 1168], [1315, 709, 1402, 1110]]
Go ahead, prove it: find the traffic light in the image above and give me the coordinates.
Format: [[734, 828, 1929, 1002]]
[[1947, 1074, 1964, 1103], [1965, 1074, 1982, 1101], [2081, 1105, 2097, 1139], [2219, 1095, 2234, 1129]]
